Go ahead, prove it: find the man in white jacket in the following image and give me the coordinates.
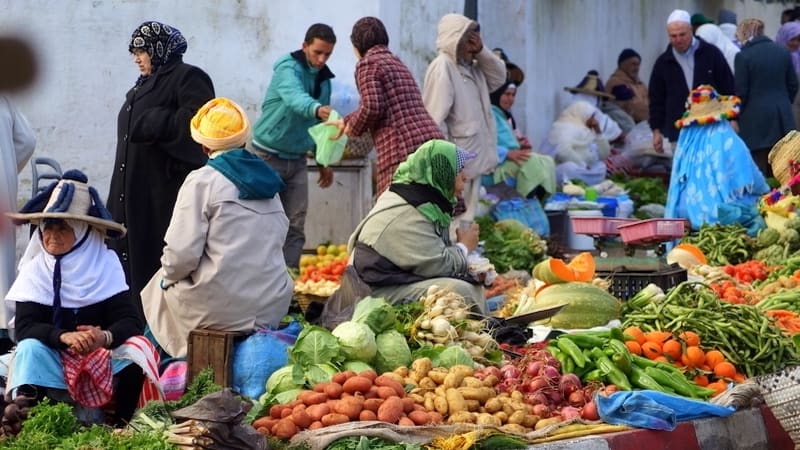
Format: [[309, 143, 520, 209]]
[[0, 96, 35, 341], [422, 14, 506, 222]]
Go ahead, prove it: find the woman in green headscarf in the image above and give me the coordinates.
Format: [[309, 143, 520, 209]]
[[348, 139, 486, 312]]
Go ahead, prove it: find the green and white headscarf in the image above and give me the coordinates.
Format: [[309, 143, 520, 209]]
[[391, 139, 472, 228]]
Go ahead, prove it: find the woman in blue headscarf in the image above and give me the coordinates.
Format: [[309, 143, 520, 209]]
[[107, 21, 215, 320]]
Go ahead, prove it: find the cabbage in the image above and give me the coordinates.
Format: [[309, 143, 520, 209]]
[[265, 365, 301, 394], [332, 321, 377, 362], [352, 296, 397, 334], [372, 330, 412, 374], [289, 326, 341, 367], [305, 363, 339, 386], [343, 360, 374, 373], [436, 345, 474, 368]]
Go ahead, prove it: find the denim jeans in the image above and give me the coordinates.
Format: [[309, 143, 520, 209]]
[[253, 150, 308, 269]]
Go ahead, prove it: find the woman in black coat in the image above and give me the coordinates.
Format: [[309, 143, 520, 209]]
[[107, 21, 214, 317], [735, 18, 799, 178]]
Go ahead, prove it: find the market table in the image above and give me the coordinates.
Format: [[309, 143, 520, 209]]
[[525, 406, 793, 450]]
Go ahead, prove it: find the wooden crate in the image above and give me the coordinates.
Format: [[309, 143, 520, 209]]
[[187, 328, 247, 387]]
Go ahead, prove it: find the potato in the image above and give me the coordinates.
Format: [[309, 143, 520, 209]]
[[269, 404, 287, 419], [398, 416, 415, 426], [434, 386, 447, 398], [482, 374, 499, 387], [252, 416, 277, 431], [291, 409, 312, 429], [464, 399, 480, 412], [324, 383, 343, 399], [429, 411, 444, 424], [443, 372, 465, 389], [308, 421, 323, 430], [374, 375, 405, 397], [333, 396, 364, 420], [408, 393, 425, 404], [408, 410, 431, 425], [418, 377, 437, 389], [458, 387, 492, 403], [377, 396, 404, 423], [411, 358, 432, 379], [363, 398, 384, 413], [321, 413, 350, 427], [412, 404, 426, 412], [332, 370, 356, 384], [433, 396, 448, 416], [427, 368, 448, 385], [313, 382, 328, 393], [424, 396, 435, 412], [460, 376, 483, 388], [404, 377, 417, 386], [256, 426, 269, 435], [534, 416, 562, 430], [380, 372, 404, 385], [305, 404, 330, 422], [393, 366, 409, 377], [476, 413, 501, 427], [510, 390, 523, 401], [401, 397, 415, 414], [522, 414, 539, 428], [446, 410, 475, 424], [493, 411, 508, 423], [291, 403, 306, 414], [273, 418, 298, 439], [502, 403, 515, 417], [359, 410, 377, 421], [342, 376, 373, 395], [484, 398, 502, 414], [507, 410, 526, 425], [280, 408, 293, 419], [376, 386, 397, 399], [298, 391, 327, 406], [358, 370, 378, 382], [445, 388, 467, 414], [500, 423, 529, 434]]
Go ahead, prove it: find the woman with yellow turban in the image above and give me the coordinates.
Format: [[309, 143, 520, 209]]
[[140, 98, 293, 358]]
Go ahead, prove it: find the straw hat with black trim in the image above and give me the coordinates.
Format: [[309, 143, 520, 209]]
[[768, 130, 800, 186], [675, 85, 740, 129], [6, 170, 126, 238], [564, 70, 614, 100]]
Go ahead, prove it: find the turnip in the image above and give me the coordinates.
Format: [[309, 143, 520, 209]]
[[430, 316, 455, 338]]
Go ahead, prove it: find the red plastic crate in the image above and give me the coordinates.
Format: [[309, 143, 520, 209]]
[[570, 217, 637, 236], [616, 218, 689, 244]]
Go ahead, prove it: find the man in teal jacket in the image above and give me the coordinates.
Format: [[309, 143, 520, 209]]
[[252, 23, 336, 269]]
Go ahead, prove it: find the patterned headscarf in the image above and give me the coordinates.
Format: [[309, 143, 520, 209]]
[[129, 21, 187, 85], [350, 17, 389, 56], [736, 18, 765, 44]]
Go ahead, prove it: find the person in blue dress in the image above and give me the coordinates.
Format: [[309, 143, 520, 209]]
[[665, 85, 769, 230]]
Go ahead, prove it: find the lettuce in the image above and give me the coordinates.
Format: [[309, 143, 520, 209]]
[[352, 296, 397, 334], [332, 321, 377, 362], [372, 330, 412, 374], [289, 325, 341, 367]]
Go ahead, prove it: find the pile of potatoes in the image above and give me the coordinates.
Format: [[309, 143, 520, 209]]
[[252, 369, 443, 439], [397, 357, 542, 434]]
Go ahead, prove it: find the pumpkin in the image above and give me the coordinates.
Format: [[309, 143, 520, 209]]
[[667, 244, 706, 269], [532, 253, 596, 284], [532, 282, 621, 329]]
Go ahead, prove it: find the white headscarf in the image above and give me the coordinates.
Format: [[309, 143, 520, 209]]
[[548, 101, 610, 165], [6, 219, 128, 310], [696, 23, 740, 74]]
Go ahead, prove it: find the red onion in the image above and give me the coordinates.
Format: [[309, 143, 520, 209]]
[[581, 401, 599, 420], [568, 390, 586, 407], [528, 376, 550, 393], [525, 392, 549, 406], [542, 365, 560, 382], [546, 390, 563, 404], [531, 403, 550, 417], [560, 406, 581, 420], [500, 365, 520, 380], [559, 373, 582, 396], [526, 361, 544, 377]]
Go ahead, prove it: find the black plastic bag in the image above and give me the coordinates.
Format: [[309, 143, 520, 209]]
[[318, 265, 371, 330]]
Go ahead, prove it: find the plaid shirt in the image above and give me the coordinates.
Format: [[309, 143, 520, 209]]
[[346, 46, 444, 194]]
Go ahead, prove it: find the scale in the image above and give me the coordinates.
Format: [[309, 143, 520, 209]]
[[570, 217, 689, 272]]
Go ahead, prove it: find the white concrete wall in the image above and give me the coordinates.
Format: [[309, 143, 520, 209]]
[[3, 0, 792, 206]]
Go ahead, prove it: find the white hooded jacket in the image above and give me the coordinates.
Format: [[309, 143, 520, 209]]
[[422, 14, 506, 178]]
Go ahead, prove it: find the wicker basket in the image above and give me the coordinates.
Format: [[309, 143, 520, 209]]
[[768, 130, 800, 186], [756, 365, 800, 446], [294, 292, 329, 313]]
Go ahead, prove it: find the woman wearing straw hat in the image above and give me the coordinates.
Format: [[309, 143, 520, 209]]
[[665, 85, 769, 230], [140, 97, 292, 358], [4, 171, 156, 425]]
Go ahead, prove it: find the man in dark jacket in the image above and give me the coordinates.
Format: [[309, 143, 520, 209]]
[[649, 9, 735, 152]]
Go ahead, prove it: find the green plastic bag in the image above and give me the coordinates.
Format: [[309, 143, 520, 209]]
[[309, 110, 348, 167]]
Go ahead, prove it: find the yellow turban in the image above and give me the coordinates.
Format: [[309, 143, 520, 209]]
[[190, 97, 250, 151]]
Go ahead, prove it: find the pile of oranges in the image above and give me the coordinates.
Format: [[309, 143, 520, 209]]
[[623, 326, 744, 396], [298, 244, 349, 284]]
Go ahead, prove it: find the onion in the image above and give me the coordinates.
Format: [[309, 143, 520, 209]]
[[526, 361, 544, 377], [542, 365, 560, 382], [559, 373, 582, 396], [525, 392, 549, 406], [568, 390, 586, 407], [560, 406, 581, 420], [528, 376, 550, 393], [483, 366, 501, 380], [500, 365, 520, 380], [546, 390, 563, 404], [531, 403, 550, 417], [430, 316, 454, 337], [581, 401, 599, 420]]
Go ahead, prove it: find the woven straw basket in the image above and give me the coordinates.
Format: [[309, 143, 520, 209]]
[[757, 366, 800, 447], [768, 130, 800, 185]]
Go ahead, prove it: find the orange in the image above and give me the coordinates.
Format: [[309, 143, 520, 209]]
[[625, 340, 642, 355], [678, 331, 701, 347], [645, 331, 674, 345], [692, 374, 710, 387], [624, 326, 646, 345], [706, 381, 728, 397], [704, 350, 725, 369], [661, 339, 682, 362], [684, 346, 705, 368], [654, 356, 670, 364], [713, 362, 737, 379], [733, 372, 747, 383], [641, 341, 662, 360]]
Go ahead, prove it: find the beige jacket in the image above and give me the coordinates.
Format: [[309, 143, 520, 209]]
[[606, 68, 650, 123], [422, 14, 506, 179], [141, 166, 293, 357]]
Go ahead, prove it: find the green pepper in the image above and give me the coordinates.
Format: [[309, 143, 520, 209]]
[[562, 354, 576, 374], [629, 365, 674, 393], [559, 333, 606, 349], [630, 354, 683, 375], [643, 366, 711, 398], [612, 353, 632, 375], [610, 327, 626, 342], [595, 354, 632, 390], [557, 337, 587, 369], [584, 369, 603, 382]]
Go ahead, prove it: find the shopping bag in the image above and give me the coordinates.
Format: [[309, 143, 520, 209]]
[[231, 321, 302, 400], [309, 110, 348, 167], [491, 198, 550, 237], [319, 265, 372, 330]]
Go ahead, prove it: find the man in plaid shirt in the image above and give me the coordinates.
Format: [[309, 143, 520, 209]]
[[332, 17, 444, 195]]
